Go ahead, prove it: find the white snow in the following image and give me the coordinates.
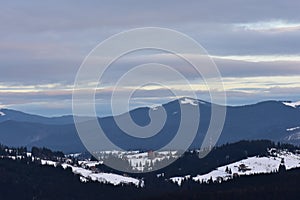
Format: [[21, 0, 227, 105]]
[[41, 159, 58, 167], [180, 98, 198, 106], [150, 104, 161, 111], [62, 164, 143, 187], [170, 177, 185, 186], [8, 156, 16, 160], [283, 101, 300, 108], [157, 173, 165, 178], [90, 150, 177, 172], [286, 126, 300, 131], [96, 150, 139, 158], [170, 175, 191, 186], [67, 153, 81, 158], [78, 160, 103, 168], [125, 151, 178, 171], [80, 176, 88, 183], [0, 111, 5, 116]]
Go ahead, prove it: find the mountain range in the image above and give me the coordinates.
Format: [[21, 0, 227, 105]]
[[0, 98, 300, 152]]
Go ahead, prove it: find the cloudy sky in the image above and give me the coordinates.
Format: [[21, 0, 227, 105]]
[[1, 0, 300, 116]]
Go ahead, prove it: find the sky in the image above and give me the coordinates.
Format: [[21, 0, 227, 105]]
[[1, 0, 300, 116]]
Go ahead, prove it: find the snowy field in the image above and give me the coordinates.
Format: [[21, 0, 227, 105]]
[[171, 149, 300, 186]]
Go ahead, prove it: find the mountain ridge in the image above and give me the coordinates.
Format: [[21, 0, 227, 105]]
[[0, 98, 300, 152]]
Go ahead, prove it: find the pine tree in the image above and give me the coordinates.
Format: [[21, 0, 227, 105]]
[[278, 158, 286, 173]]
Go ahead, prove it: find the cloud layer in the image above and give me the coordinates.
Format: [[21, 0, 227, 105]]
[[1, 0, 300, 116]]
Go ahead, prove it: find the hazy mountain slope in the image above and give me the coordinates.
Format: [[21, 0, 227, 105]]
[[0, 108, 91, 125], [0, 98, 300, 152], [0, 120, 85, 152]]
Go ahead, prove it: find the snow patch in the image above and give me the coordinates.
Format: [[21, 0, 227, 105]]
[[80, 176, 88, 183], [180, 98, 198, 106], [286, 126, 300, 131], [283, 101, 300, 108], [170, 175, 191, 186], [41, 159, 58, 167], [150, 104, 161, 111], [78, 160, 103, 168], [152, 107, 159, 111], [67, 153, 82, 158]]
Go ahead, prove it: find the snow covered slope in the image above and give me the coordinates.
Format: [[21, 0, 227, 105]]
[[171, 149, 300, 186], [61, 164, 143, 187]]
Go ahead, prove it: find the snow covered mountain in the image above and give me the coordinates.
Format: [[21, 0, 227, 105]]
[[61, 164, 143, 187]]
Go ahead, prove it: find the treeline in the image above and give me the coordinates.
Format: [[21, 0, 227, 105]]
[[31, 147, 64, 160], [0, 145, 27, 156], [0, 144, 65, 161]]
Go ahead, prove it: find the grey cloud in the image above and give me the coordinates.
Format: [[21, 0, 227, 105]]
[[1, 84, 300, 116], [2, 0, 300, 33], [1, 0, 300, 115], [1, 51, 300, 86], [215, 59, 300, 77]]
